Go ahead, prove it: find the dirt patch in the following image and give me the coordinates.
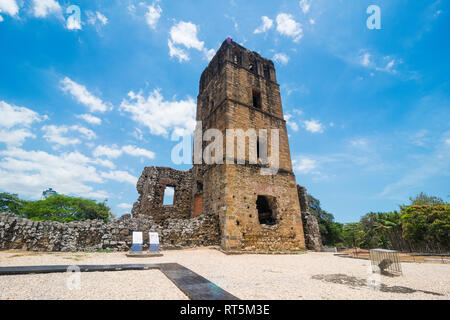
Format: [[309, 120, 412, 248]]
[[338, 249, 449, 263], [312, 274, 443, 296]]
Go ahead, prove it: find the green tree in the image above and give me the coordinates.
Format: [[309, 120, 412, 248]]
[[401, 204, 449, 251], [408, 192, 445, 206], [342, 223, 363, 248], [0, 193, 28, 214], [20, 194, 113, 223]]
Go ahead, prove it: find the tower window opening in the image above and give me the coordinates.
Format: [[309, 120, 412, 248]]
[[256, 195, 277, 226], [264, 65, 271, 80], [163, 186, 175, 206], [256, 138, 260, 160], [252, 89, 262, 109]]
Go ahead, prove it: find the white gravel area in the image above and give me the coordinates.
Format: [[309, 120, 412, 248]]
[[0, 248, 449, 300], [0, 270, 188, 300]]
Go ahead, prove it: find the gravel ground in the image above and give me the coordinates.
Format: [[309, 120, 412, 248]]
[[0, 248, 449, 300], [0, 270, 188, 300]]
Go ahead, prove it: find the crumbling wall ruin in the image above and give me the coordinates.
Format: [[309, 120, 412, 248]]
[[297, 185, 323, 252], [131, 166, 195, 223], [0, 212, 219, 252]]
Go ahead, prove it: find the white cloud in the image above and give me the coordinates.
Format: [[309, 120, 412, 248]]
[[60, 77, 110, 113], [118, 203, 132, 210], [42, 125, 96, 146], [122, 145, 155, 159], [168, 40, 190, 62], [408, 130, 429, 147], [164, 186, 174, 196], [445, 138, 450, 146], [284, 114, 299, 132], [0, 0, 19, 16], [204, 48, 216, 61], [76, 114, 102, 125], [101, 170, 137, 185], [32, 0, 61, 18], [168, 21, 214, 62], [358, 51, 399, 74], [299, 0, 311, 14], [224, 14, 239, 31], [96, 11, 108, 25], [350, 138, 371, 152], [0, 129, 35, 147], [309, 19, 315, 25], [120, 89, 196, 138], [385, 60, 395, 70], [145, 3, 161, 29], [293, 157, 317, 174], [0, 15, 3, 22], [276, 13, 303, 42], [0, 101, 44, 129], [93, 145, 123, 159], [74, 125, 96, 140], [0, 148, 109, 199], [133, 128, 144, 141], [273, 53, 290, 65], [304, 119, 324, 133], [93, 144, 155, 160], [254, 16, 273, 34], [170, 21, 204, 50], [0, 101, 45, 147], [361, 53, 371, 67], [86, 11, 108, 27]]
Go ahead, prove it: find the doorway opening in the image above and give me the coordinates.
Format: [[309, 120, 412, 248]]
[[256, 195, 277, 225]]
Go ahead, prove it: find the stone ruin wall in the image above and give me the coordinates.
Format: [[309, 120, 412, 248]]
[[297, 185, 323, 252], [220, 165, 306, 252], [0, 212, 219, 252], [131, 166, 195, 223], [0, 166, 221, 252], [0, 165, 321, 252]]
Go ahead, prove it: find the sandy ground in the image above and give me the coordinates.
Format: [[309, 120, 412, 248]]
[[0, 247, 449, 300]]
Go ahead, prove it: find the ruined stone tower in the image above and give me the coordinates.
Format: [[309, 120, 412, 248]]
[[195, 39, 305, 252], [132, 39, 306, 252]]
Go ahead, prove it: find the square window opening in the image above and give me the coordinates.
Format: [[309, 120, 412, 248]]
[[163, 186, 175, 206]]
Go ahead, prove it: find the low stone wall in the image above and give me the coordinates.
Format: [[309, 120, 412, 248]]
[[0, 212, 220, 252]]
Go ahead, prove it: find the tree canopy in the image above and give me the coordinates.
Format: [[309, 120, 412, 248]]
[[307, 192, 448, 253], [1, 193, 113, 223]]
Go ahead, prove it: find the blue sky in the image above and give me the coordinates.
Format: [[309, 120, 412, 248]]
[[0, 0, 449, 222]]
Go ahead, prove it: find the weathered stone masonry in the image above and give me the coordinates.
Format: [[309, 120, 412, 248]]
[[131, 39, 316, 253], [0, 212, 219, 252], [0, 39, 323, 252]]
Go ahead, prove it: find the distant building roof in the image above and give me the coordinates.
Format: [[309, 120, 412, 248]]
[[42, 188, 58, 199]]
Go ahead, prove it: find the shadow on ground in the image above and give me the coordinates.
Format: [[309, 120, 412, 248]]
[[312, 274, 443, 296]]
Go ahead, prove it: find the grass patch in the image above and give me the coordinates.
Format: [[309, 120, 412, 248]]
[[84, 249, 114, 253]]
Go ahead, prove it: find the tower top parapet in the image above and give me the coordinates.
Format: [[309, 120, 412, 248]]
[[199, 38, 277, 94]]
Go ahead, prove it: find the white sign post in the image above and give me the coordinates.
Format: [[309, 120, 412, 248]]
[[131, 231, 143, 252], [149, 232, 160, 252]]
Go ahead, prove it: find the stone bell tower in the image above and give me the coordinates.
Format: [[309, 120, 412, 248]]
[[196, 39, 306, 252]]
